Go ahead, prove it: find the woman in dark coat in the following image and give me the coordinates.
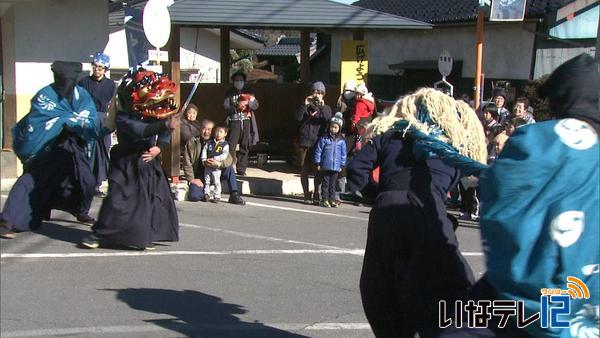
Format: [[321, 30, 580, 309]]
[[179, 103, 202, 151], [345, 88, 487, 337], [80, 69, 179, 249]]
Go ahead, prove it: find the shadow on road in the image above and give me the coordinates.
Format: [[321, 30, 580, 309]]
[[33, 221, 90, 244], [108, 288, 309, 337]]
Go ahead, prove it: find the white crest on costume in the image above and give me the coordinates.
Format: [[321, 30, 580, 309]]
[[74, 87, 80, 101], [37, 94, 56, 111], [69, 110, 91, 124], [27, 124, 34, 133], [554, 119, 597, 150], [550, 210, 585, 247], [582, 264, 600, 276], [45, 117, 59, 130], [569, 304, 599, 338]]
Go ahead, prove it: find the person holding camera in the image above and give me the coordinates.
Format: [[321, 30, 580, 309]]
[[223, 71, 259, 176], [295, 81, 332, 204]]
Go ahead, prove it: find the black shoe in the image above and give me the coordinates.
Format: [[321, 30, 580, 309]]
[[80, 233, 99, 249], [76, 214, 96, 226], [228, 192, 246, 205]]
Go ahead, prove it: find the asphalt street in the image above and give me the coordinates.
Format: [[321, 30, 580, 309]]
[[1, 193, 485, 337]]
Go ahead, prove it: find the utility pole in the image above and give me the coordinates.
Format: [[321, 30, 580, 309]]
[[474, 3, 485, 112]]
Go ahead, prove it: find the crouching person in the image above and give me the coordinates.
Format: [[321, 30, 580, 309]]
[[182, 119, 245, 205]]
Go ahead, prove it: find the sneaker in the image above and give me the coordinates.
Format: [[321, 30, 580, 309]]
[[320, 200, 331, 208], [330, 201, 339, 208], [0, 225, 15, 239], [201, 195, 209, 202], [211, 198, 219, 203], [144, 244, 156, 251], [458, 213, 472, 221], [303, 199, 312, 205], [80, 233, 100, 249], [228, 192, 246, 205], [76, 214, 96, 226]]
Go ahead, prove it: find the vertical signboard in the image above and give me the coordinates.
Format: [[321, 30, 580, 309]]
[[341, 40, 368, 90]]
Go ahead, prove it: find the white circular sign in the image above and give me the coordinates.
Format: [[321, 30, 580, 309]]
[[438, 50, 453, 77], [143, 0, 171, 48]]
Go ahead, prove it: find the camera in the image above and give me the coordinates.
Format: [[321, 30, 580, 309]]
[[307, 95, 323, 107]]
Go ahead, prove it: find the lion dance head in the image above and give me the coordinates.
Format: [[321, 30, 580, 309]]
[[117, 68, 178, 119]]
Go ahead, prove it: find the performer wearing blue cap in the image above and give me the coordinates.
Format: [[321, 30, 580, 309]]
[[79, 52, 116, 201]]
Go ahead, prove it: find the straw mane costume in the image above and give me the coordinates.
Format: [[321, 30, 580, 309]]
[[82, 68, 179, 249], [346, 88, 486, 337]]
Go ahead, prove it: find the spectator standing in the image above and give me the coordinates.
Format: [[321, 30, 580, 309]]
[[180, 104, 202, 150], [513, 97, 536, 124], [78, 52, 116, 199], [295, 81, 332, 204], [351, 83, 375, 151], [314, 113, 346, 208], [335, 79, 357, 202], [336, 79, 357, 132], [223, 71, 259, 176], [491, 88, 511, 125], [200, 125, 229, 203], [505, 116, 527, 136], [482, 105, 500, 138], [182, 119, 245, 205]]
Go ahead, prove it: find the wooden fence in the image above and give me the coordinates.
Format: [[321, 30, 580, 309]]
[[181, 82, 340, 153]]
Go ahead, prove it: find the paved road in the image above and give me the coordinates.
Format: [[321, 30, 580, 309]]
[[1, 193, 484, 337]]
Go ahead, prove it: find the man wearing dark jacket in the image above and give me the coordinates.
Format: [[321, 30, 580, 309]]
[[182, 119, 245, 205], [295, 81, 332, 204]]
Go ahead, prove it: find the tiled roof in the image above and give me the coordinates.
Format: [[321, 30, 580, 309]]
[[351, 0, 575, 24], [168, 0, 430, 29]]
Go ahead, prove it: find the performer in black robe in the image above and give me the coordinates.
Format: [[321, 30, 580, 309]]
[[80, 68, 179, 249], [0, 61, 99, 239], [345, 88, 488, 337]]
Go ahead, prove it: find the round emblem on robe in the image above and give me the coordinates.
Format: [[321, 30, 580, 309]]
[[550, 210, 585, 248], [554, 119, 597, 150]]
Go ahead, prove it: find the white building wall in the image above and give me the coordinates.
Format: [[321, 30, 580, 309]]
[[1, 0, 108, 173], [3, 0, 108, 117], [331, 22, 536, 80]]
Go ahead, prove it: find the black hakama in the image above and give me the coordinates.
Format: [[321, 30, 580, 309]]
[[91, 113, 178, 248], [1, 130, 96, 231], [347, 131, 475, 337]]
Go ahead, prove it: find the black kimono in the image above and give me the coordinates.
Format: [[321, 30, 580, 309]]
[[346, 130, 475, 337], [91, 112, 179, 248]]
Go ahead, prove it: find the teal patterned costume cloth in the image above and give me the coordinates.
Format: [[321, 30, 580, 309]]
[[12, 84, 99, 163], [480, 119, 599, 337]]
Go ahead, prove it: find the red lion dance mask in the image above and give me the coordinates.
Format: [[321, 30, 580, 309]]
[[120, 69, 178, 119]]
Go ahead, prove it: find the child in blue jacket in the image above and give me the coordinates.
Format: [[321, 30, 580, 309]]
[[314, 112, 347, 207]]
